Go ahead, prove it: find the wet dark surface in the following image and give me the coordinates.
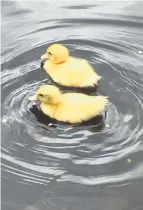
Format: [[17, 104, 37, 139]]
[[1, 1, 143, 210]]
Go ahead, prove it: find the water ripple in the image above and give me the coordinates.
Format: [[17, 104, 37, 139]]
[[1, 2, 143, 206]]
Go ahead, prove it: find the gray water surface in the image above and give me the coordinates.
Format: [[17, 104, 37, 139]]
[[1, 1, 143, 210]]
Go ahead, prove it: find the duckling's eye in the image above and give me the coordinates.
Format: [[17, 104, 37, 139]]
[[39, 94, 43, 97], [48, 52, 52, 56]]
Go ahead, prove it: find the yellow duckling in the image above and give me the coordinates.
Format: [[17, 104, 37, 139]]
[[41, 44, 102, 89], [29, 85, 108, 124]]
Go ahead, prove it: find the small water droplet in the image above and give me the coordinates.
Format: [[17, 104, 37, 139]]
[[138, 50, 143, 54], [48, 123, 53, 126], [127, 158, 131, 163], [106, 124, 110, 128]]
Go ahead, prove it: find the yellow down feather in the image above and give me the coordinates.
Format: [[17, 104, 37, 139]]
[[41, 44, 102, 87], [32, 85, 108, 124]]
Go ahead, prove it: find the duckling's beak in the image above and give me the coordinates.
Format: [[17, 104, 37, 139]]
[[28, 95, 39, 102], [28, 94, 38, 102], [41, 53, 49, 68], [28, 94, 40, 106], [41, 53, 48, 61]]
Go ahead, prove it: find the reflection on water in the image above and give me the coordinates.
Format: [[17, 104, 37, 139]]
[[1, 1, 143, 210]]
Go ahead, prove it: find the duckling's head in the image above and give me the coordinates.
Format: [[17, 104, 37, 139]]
[[43, 44, 69, 64], [36, 85, 62, 104]]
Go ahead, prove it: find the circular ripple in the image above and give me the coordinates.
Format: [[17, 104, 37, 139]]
[[1, 11, 143, 190]]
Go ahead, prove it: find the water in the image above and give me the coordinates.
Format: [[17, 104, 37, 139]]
[[1, 1, 143, 210]]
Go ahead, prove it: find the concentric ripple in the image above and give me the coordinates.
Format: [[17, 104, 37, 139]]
[[1, 1, 143, 210]]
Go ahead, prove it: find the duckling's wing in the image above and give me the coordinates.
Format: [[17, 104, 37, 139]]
[[55, 94, 108, 123], [68, 59, 102, 87], [43, 60, 72, 86], [43, 57, 101, 87]]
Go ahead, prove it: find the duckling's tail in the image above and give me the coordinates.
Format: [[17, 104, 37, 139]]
[[93, 74, 102, 85], [82, 74, 102, 87], [93, 96, 108, 116]]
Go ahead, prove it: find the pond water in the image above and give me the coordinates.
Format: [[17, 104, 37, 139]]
[[1, 1, 143, 210]]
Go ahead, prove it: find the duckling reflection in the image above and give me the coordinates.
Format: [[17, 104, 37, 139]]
[[29, 104, 107, 129]]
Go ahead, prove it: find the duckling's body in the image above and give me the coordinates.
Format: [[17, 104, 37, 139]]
[[29, 85, 108, 124], [41, 44, 101, 88], [40, 93, 108, 123]]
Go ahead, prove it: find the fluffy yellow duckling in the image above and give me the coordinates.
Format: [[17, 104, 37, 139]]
[[29, 85, 108, 124], [41, 44, 101, 89]]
